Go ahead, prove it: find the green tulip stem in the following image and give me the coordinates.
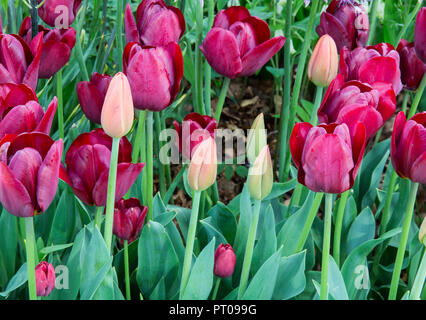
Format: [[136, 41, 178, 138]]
[[295, 192, 324, 253], [124, 240, 131, 300], [367, 0, 379, 45], [310, 86, 324, 126], [180, 190, 201, 299], [94, 206, 104, 230], [211, 277, 221, 300], [389, 182, 419, 300], [237, 199, 261, 300], [24, 217, 37, 300], [103, 137, 120, 253], [56, 69, 64, 140], [408, 74, 426, 119], [194, 0, 204, 115], [146, 111, 154, 221], [132, 111, 146, 163], [75, 5, 90, 82], [214, 77, 231, 123], [410, 248, 426, 300], [204, 0, 215, 116], [116, 0, 123, 71], [333, 190, 350, 267], [320, 193, 333, 300], [154, 112, 166, 197]]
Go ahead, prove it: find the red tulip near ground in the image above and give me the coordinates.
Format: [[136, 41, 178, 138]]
[[214, 244, 236, 278], [37, 0, 82, 28], [113, 198, 148, 244], [414, 7, 426, 63], [199, 6, 286, 79], [125, 0, 185, 46], [60, 129, 144, 207], [35, 262, 56, 297], [19, 17, 76, 78], [316, 0, 369, 52], [391, 112, 426, 184], [0, 133, 63, 217], [397, 39, 426, 90], [290, 122, 366, 194]]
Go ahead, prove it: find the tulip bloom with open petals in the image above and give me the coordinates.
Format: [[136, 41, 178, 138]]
[[113, 198, 147, 244], [391, 112, 426, 184], [0, 133, 63, 217], [125, 0, 185, 46], [340, 43, 403, 95], [318, 74, 396, 140], [77, 73, 112, 124], [123, 41, 183, 111], [35, 261, 56, 297], [200, 6, 286, 79], [60, 129, 144, 207], [0, 33, 43, 90], [290, 122, 366, 194], [38, 0, 82, 28], [173, 112, 217, 160], [0, 84, 57, 139], [415, 7, 426, 63], [397, 39, 426, 91], [214, 244, 236, 278], [316, 0, 369, 52], [19, 17, 76, 78]]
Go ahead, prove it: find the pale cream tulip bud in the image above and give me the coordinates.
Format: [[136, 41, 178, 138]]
[[101, 72, 134, 138], [246, 113, 267, 164], [187, 137, 218, 191], [247, 145, 273, 200], [308, 34, 338, 87], [419, 217, 426, 246]]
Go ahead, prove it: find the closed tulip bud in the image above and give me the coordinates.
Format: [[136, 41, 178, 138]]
[[187, 137, 217, 191], [415, 7, 426, 63], [214, 244, 236, 278], [246, 113, 267, 164], [308, 35, 338, 87], [419, 218, 426, 246], [397, 39, 426, 91], [248, 145, 273, 200], [101, 72, 134, 139], [113, 198, 147, 244], [35, 261, 56, 297]]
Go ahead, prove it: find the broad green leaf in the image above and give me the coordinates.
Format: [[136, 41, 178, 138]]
[[345, 207, 375, 256], [48, 186, 76, 245], [263, 179, 297, 201], [0, 263, 27, 298], [0, 210, 17, 289], [208, 202, 237, 244], [273, 251, 307, 300]]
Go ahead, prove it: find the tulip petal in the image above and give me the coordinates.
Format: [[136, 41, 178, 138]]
[[316, 12, 352, 52], [6, 132, 54, 161], [35, 97, 58, 134], [213, 6, 251, 29], [0, 101, 44, 139], [349, 121, 366, 186], [23, 32, 42, 90], [410, 151, 426, 184], [76, 81, 103, 124], [38, 40, 71, 78], [125, 3, 140, 43], [391, 112, 406, 177], [3, 83, 37, 109]]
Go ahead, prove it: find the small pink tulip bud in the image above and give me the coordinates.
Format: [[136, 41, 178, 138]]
[[247, 145, 273, 200], [187, 137, 217, 191], [419, 218, 426, 246], [101, 72, 134, 138], [214, 244, 236, 278], [308, 34, 338, 87], [35, 261, 56, 297]]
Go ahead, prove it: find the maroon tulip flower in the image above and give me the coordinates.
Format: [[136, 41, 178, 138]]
[[316, 0, 369, 52], [214, 244, 236, 278], [318, 74, 396, 140], [125, 0, 185, 46], [76, 73, 112, 124], [0, 133, 63, 217], [35, 261, 56, 297], [415, 7, 426, 64], [0, 32, 43, 90], [290, 122, 366, 194], [173, 113, 217, 160], [0, 84, 57, 139], [113, 198, 147, 244], [38, 0, 82, 28], [391, 111, 426, 184], [340, 43, 403, 95], [397, 39, 426, 91], [60, 129, 144, 207], [199, 6, 286, 79], [19, 17, 76, 79], [123, 41, 183, 111]]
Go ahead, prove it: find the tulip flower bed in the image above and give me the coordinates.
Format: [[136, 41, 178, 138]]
[[0, 0, 425, 302]]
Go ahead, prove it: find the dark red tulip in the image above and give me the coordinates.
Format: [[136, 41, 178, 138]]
[[0, 84, 57, 139], [173, 113, 217, 160], [340, 43, 403, 95], [125, 0, 185, 46], [397, 39, 426, 90], [415, 7, 426, 63], [60, 129, 144, 207], [0, 32, 43, 90], [0, 133, 63, 217], [113, 198, 147, 244], [199, 6, 286, 79], [37, 0, 82, 28], [316, 0, 369, 52], [123, 41, 183, 111], [318, 74, 396, 140], [19, 17, 76, 78], [76, 73, 112, 124], [214, 244, 236, 278], [290, 122, 366, 194], [391, 111, 426, 184], [35, 261, 56, 297]]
